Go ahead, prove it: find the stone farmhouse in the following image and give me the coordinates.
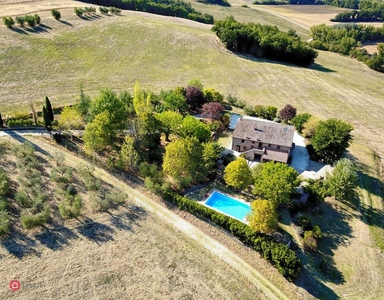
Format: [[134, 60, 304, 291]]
[[231, 118, 295, 164]]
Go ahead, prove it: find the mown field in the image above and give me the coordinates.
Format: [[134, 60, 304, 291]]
[[1, 2, 384, 299]]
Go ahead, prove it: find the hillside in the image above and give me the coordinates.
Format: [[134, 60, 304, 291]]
[[1, 2, 384, 299]]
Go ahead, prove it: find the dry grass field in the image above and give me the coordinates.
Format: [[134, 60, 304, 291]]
[[1, 1, 384, 299]]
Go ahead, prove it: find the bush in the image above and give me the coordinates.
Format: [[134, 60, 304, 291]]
[[303, 231, 318, 251], [74, 7, 84, 17], [99, 7, 109, 14], [51, 9, 61, 20], [226, 94, 238, 106], [296, 215, 312, 231], [33, 14, 41, 25], [59, 194, 82, 219], [16, 16, 26, 27], [0, 198, 7, 211], [21, 204, 50, 229], [0, 210, 10, 236], [3, 17, 15, 27], [162, 191, 301, 281], [109, 7, 121, 14], [25, 15, 36, 27], [236, 100, 246, 109]]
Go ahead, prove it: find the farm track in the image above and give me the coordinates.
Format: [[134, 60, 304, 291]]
[[17, 135, 292, 300]]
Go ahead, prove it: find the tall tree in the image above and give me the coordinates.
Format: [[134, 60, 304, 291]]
[[279, 104, 297, 123], [201, 102, 225, 120], [311, 118, 354, 164], [155, 111, 183, 141], [248, 199, 279, 234], [163, 92, 187, 114], [185, 86, 206, 111], [0, 113, 3, 127], [224, 157, 253, 190], [90, 88, 128, 131], [162, 137, 207, 187], [75, 87, 91, 120], [120, 136, 140, 171], [202, 142, 224, 170], [291, 113, 311, 134], [253, 162, 299, 205], [133, 81, 152, 116], [203, 88, 224, 103], [58, 106, 84, 131], [45, 96, 54, 122], [179, 116, 211, 142], [42, 106, 52, 131], [325, 158, 358, 200], [83, 112, 112, 153]]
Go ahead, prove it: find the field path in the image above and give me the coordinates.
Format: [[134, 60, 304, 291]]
[[21, 136, 289, 300], [250, 5, 310, 31]]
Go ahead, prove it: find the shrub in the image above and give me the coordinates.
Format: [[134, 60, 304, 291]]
[[109, 7, 121, 14], [0, 210, 10, 236], [99, 7, 109, 14], [25, 15, 36, 27], [74, 7, 84, 17], [0, 198, 7, 211], [59, 194, 82, 219], [51, 9, 61, 20], [20, 204, 50, 229], [15, 191, 33, 208], [16, 16, 26, 27], [236, 100, 246, 109], [226, 94, 238, 106], [303, 231, 318, 251], [162, 191, 301, 281], [296, 215, 312, 231], [3, 17, 15, 27], [105, 188, 127, 205], [33, 14, 41, 25]]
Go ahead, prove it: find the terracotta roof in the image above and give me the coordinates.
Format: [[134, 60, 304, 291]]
[[263, 149, 289, 163], [232, 118, 294, 148]]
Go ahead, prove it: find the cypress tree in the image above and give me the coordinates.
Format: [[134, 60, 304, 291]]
[[45, 96, 54, 122], [0, 113, 3, 127], [43, 106, 52, 131]]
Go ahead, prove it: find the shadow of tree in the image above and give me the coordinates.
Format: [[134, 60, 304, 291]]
[[294, 200, 354, 298], [237, 53, 336, 73], [58, 20, 73, 27], [10, 27, 28, 35], [1, 232, 39, 259], [76, 217, 115, 244], [108, 204, 147, 231], [34, 225, 78, 251], [5, 131, 49, 156]]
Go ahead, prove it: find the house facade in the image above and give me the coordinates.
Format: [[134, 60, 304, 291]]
[[231, 118, 295, 163]]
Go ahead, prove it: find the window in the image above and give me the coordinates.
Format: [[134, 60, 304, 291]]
[[268, 144, 271, 147], [241, 139, 244, 143], [277, 146, 280, 150], [251, 141, 255, 144]]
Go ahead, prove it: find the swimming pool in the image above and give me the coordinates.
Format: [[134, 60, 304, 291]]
[[205, 191, 251, 222]]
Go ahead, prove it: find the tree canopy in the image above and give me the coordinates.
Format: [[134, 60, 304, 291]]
[[253, 162, 299, 205], [279, 104, 297, 123], [179, 115, 211, 142], [212, 16, 318, 67], [325, 158, 358, 200], [248, 199, 279, 234], [224, 157, 253, 190], [162, 137, 207, 187], [311, 118, 353, 164], [201, 102, 225, 120]]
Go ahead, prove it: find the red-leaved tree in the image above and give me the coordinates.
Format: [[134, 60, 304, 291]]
[[201, 102, 225, 120], [279, 104, 297, 123]]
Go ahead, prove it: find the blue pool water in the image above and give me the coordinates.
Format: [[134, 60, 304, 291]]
[[205, 191, 251, 222]]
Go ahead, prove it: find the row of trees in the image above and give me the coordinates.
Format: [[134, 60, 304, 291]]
[[212, 16, 318, 67], [2, 14, 41, 28], [332, 0, 384, 22], [310, 23, 384, 72], [253, 0, 358, 8], [196, 0, 230, 6], [77, 0, 214, 24]]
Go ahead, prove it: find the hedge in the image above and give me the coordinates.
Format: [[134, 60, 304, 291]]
[[162, 191, 301, 281]]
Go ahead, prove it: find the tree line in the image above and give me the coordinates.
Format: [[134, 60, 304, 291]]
[[310, 23, 384, 72], [196, 0, 231, 6], [332, 0, 384, 22], [212, 16, 318, 67], [76, 0, 214, 24], [253, 0, 359, 9]]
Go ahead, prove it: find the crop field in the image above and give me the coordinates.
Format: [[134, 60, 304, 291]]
[[1, 1, 384, 299]]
